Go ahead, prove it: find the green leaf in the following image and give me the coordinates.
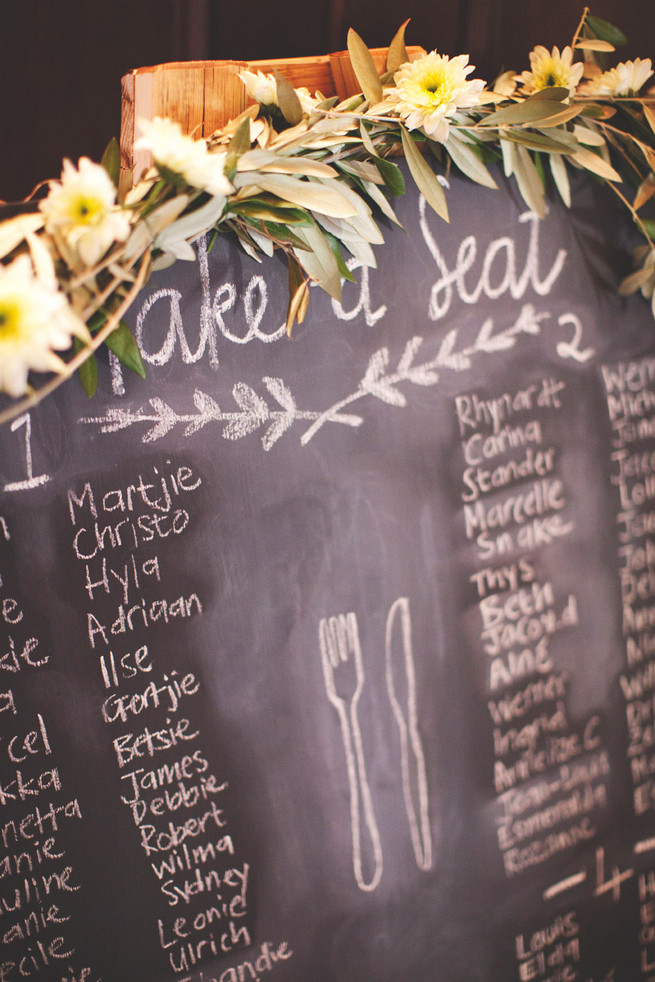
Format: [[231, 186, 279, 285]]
[[74, 339, 98, 397], [374, 155, 405, 195], [104, 321, 146, 379], [286, 257, 310, 334], [274, 71, 303, 126], [361, 179, 402, 226], [325, 232, 356, 281], [315, 96, 339, 112], [511, 144, 546, 218], [529, 86, 571, 102], [498, 128, 573, 154], [445, 134, 498, 189], [292, 222, 342, 300], [228, 114, 253, 159], [259, 221, 308, 250], [227, 197, 312, 224], [247, 173, 358, 218], [400, 127, 448, 221], [359, 120, 378, 157], [584, 13, 627, 47], [535, 105, 583, 128], [386, 20, 410, 73], [347, 28, 384, 105], [479, 97, 570, 127], [641, 218, 655, 240], [570, 146, 622, 182], [579, 103, 611, 120], [549, 153, 571, 207], [101, 137, 120, 188]]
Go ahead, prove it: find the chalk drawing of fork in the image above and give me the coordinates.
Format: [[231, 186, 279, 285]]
[[319, 613, 384, 892], [385, 597, 433, 871]]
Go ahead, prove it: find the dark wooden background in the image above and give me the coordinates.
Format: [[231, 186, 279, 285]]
[[1, 0, 653, 201]]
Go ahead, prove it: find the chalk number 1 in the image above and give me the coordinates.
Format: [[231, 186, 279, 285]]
[[3, 414, 51, 493]]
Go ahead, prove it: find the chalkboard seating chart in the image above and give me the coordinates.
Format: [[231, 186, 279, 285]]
[[1, 163, 655, 981]]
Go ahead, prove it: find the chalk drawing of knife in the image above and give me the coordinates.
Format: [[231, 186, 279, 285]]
[[385, 597, 432, 871], [319, 612, 383, 892]]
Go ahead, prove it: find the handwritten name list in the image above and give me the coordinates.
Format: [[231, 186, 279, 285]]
[[66, 460, 260, 977]]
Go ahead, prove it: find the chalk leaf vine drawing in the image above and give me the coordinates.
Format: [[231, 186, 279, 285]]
[[83, 302, 560, 449]]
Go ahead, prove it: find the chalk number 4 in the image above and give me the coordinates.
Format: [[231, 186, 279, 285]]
[[3, 414, 51, 493]]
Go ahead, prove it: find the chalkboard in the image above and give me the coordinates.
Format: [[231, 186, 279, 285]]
[[1, 163, 654, 982]]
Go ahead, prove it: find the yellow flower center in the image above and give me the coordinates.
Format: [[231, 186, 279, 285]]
[[420, 69, 451, 105], [534, 61, 567, 90], [70, 193, 104, 226], [0, 300, 23, 341]]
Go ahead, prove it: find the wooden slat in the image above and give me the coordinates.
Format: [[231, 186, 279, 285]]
[[203, 61, 252, 135], [119, 45, 426, 184], [251, 54, 335, 97]]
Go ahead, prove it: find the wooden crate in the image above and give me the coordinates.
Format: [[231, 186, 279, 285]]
[[120, 46, 425, 184]]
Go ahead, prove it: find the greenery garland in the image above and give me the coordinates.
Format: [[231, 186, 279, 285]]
[[0, 7, 654, 426]]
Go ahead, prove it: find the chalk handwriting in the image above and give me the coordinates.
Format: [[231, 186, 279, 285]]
[[110, 237, 285, 394], [418, 197, 568, 321], [331, 258, 387, 327], [176, 940, 294, 982]]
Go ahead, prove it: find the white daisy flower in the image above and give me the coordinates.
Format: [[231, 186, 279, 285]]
[[581, 58, 653, 96], [40, 157, 131, 266], [136, 117, 232, 198], [0, 254, 88, 397], [518, 45, 584, 98], [391, 51, 485, 143], [239, 69, 278, 106]]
